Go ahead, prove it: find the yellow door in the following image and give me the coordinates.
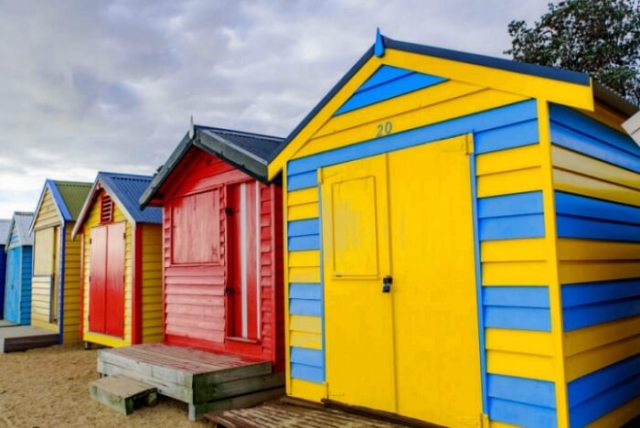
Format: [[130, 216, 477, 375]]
[[388, 136, 482, 427], [321, 154, 396, 413], [321, 135, 482, 426]]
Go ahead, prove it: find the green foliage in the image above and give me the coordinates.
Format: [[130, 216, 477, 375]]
[[506, 0, 640, 105]]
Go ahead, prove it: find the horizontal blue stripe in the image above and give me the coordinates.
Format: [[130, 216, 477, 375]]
[[555, 192, 640, 225], [288, 100, 538, 176], [556, 215, 640, 242], [480, 214, 545, 241], [550, 104, 640, 157], [485, 307, 551, 331], [289, 283, 322, 300], [551, 124, 640, 173], [290, 299, 322, 317], [483, 286, 549, 308], [489, 398, 557, 427], [291, 363, 324, 383], [570, 374, 640, 427], [288, 171, 317, 191], [562, 279, 640, 308], [288, 235, 320, 251], [475, 120, 539, 154], [478, 192, 543, 218], [563, 297, 640, 331], [288, 219, 320, 237], [568, 354, 640, 408], [290, 347, 324, 367], [488, 374, 556, 408], [335, 72, 446, 115], [355, 65, 413, 92]]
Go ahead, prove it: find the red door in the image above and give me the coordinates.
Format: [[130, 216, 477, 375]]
[[89, 223, 126, 337], [227, 182, 259, 340]]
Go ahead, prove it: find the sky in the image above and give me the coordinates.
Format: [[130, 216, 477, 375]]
[[0, 0, 553, 220]]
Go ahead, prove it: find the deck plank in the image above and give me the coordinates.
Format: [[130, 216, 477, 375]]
[[0, 326, 58, 353]]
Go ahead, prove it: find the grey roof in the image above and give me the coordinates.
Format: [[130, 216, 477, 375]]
[[6, 212, 34, 247], [0, 219, 10, 246], [140, 126, 283, 208]]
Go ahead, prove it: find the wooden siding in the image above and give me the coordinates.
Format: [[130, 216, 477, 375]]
[[82, 192, 133, 348], [31, 227, 56, 331], [550, 104, 640, 428], [0, 244, 6, 319], [141, 223, 162, 343], [161, 148, 284, 369], [33, 188, 61, 230], [62, 224, 82, 343]]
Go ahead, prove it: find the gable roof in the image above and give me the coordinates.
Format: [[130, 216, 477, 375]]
[[6, 212, 34, 248], [72, 172, 162, 238], [31, 180, 92, 230], [139, 126, 283, 208], [0, 219, 10, 246], [267, 34, 638, 179]]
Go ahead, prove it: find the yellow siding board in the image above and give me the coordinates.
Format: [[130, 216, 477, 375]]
[[476, 144, 541, 176], [290, 315, 322, 334], [30, 276, 52, 326], [553, 146, 640, 191], [290, 332, 322, 350], [487, 350, 554, 381], [564, 316, 640, 357], [565, 334, 640, 382], [141, 224, 162, 344], [558, 261, 640, 284], [586, 396, 640, 428], [557, 239, 640, 261], [297, 89, 526, 159], [482, 261, 549, 286], [31, 320, 57, 333], [486, 329, 554, 357], [62, 225, 82, 343], [287, 188, 318, 206], [289, 267, 320, 283], [580, 102, 628, 133], [288, 203, 318, 221], [34, 188, 61, 229], [312, 80, 483, 139], [290, 379, 326, 403], [289, 251, 320, 268], [554, 169, 640, 207], [478, 167, 543, 197], [481, 239, 547, 262], [491, 422, 522, 428]]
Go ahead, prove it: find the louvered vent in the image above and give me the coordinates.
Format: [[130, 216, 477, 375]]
[[100, 194, 113, 224]]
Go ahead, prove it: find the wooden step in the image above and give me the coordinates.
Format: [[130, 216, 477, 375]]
[[89, 375, 158, 416]]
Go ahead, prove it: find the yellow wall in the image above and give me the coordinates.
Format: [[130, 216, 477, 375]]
[[141, 224, 163, 343], [62, 223, 82, 343]]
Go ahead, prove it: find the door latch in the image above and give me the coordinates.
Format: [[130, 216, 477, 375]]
[[382, 276, 392, 293]]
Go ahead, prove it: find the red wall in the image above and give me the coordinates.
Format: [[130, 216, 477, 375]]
[[157, 148, 284, 370]]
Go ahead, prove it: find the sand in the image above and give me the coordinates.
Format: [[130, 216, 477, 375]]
[[0, 344, 210, 428]]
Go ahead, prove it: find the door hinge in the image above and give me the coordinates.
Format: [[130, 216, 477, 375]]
[[89, 238, 92, 244], [123, 233, 126, 240]]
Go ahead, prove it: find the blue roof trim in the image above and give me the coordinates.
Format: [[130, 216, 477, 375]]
[[268, 34, 593, 164], [98, 172, 162, 224], [46, 180, 72, 222]]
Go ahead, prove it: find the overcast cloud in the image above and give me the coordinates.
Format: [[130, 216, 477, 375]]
[[0, 0, 552, 219]]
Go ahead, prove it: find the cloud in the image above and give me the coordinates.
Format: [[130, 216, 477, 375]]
[[0, 0, 552, 218]]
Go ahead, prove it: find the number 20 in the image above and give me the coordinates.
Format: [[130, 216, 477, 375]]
[[376, 121, 393, 137]]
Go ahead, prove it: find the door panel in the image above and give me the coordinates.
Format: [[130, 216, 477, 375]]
[[322, 154, 396, 413], [388, 137, 482, 426], [105, 222, 125, 338], [4, 248, 21, 323], [89, 227, 107, 333]]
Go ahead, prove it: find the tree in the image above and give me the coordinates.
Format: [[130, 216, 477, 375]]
[[505, 0, 640, 105]]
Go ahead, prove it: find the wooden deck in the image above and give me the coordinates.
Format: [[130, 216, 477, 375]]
[[97, 343, 284, 420], [0, 326, 59, 352], [0, 320, 18, 328]]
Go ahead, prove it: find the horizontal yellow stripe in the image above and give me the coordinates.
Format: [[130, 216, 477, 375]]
[[482, 261, 548, 286], [586, 396, 640, 428], [487, 350, 554, 381], [557, 239, 640, 261], [476, 144, 541, 176], [290, 315, 322, 334], [83, 332, 129, 348], [477, 167, 542, 198], [558, 261, 640, 284], [297, 89, 526, 160], [491, 422, 522, 428], [553, 146, 640, 191], [31, 321, 58, 333], [288, 203, 319, 221], [289, 250, 321, 268], [290, 331, 322, 350], [289, 267, 321, 283], [564, 316, 640, 357], [311, 80, 482, 139], [554, 169, 640, 207], [486, 329, 554, 357], [288, 188, 318, 206], [481, 238, 546, 262], [565, 334, 640, 381], [290, 378, 326, 403]]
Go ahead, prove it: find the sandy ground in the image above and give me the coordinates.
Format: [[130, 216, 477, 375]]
[[0, 344, 210, 428]]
